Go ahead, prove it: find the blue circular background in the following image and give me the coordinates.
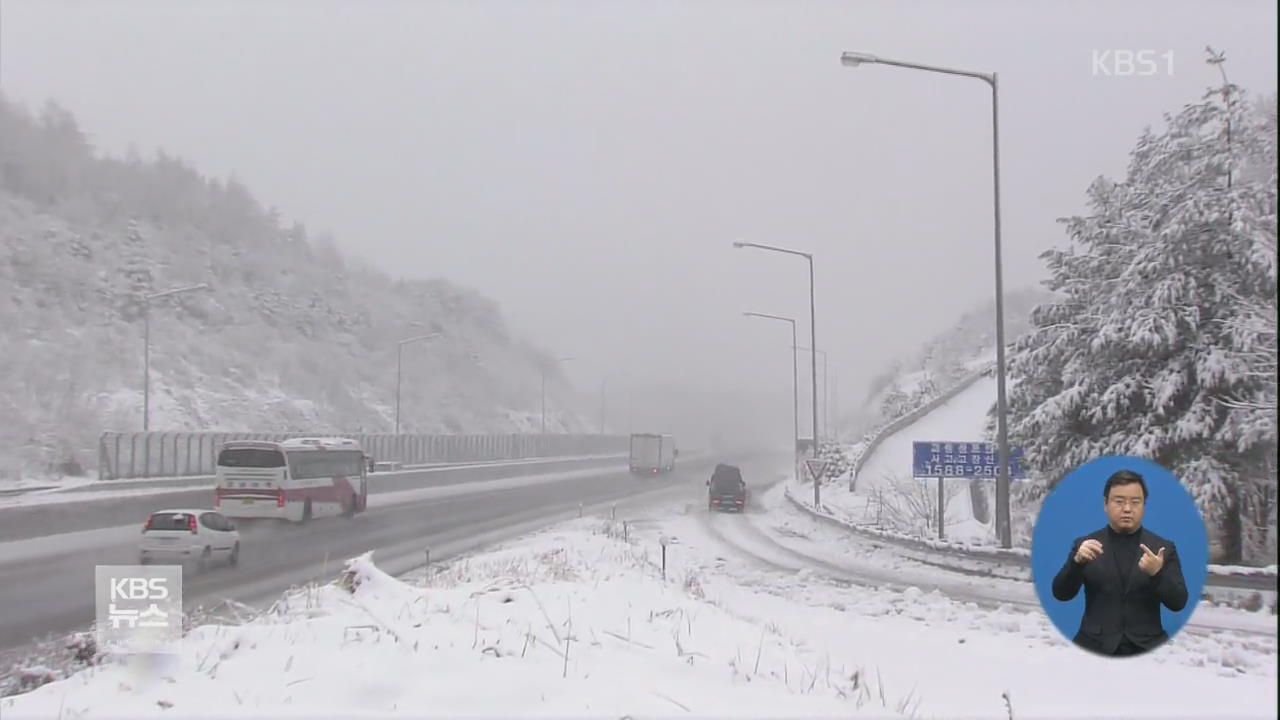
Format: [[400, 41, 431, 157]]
[[1030, 455, 1209, 647]]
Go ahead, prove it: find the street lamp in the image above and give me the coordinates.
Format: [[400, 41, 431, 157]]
[[733, 240, 822, 507], [541, 356, 575, 434], [795, 346, 829, 443], [395, 331, 441, 436], [142, 283, 210, 431], [743, 312, 799, 461], [840, 49, 1014, 548]]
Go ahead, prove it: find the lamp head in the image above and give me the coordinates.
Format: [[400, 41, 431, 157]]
[[841, 51, 879, 67]]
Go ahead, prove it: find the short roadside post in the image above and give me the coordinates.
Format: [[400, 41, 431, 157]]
[[803, 459, 830, 509], [937, 476, 945, 540]]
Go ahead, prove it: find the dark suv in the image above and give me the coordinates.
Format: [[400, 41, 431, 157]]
[[707, 463, 747, 512]]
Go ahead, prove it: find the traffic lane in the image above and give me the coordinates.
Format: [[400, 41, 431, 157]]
[[0, 459, 714, 653], [0, 455, 628, 543], [0, 465, 626, 567], [54, 454, 628, 494]]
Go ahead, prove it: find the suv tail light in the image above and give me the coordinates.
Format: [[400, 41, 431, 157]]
[[188, 515, 198, 534]]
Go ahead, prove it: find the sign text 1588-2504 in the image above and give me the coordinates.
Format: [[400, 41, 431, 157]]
[[911, 441, 1027, 479]]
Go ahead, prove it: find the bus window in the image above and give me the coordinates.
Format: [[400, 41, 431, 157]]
[[217, 447, 286, 468]]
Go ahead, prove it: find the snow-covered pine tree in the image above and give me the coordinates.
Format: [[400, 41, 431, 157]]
[[1007, 83, 1277, 562], [119, 219, 154, 321]]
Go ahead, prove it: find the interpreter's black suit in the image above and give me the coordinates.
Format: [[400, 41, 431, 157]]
[[1051, 525, 1189, 656]]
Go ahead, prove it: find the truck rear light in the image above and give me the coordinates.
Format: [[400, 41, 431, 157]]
[[277, 489, 285, 508]]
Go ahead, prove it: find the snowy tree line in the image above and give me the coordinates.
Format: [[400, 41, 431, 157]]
[[0, 96, 586, 477], [1006, 76, 1277, 564]]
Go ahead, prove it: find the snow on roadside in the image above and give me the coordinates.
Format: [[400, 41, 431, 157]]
[[0, 475, 98, 495], [666, 502, 1277, 719], [2, 518, 902, 719]]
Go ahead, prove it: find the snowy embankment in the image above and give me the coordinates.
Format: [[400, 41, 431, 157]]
[[827, 374, 1000, 544], [761, 483, 1276, 639], [7, 502, 1276, 719], [4, 516, 904, 719]]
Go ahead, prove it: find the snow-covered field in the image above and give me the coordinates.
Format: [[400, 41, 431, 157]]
[[6, 494, 1275, 719]]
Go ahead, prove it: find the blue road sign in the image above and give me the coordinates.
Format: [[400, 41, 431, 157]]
[[911, 441, 1027, 479]]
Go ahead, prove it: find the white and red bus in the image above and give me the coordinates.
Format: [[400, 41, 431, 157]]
[[214, 437, 369, 522]]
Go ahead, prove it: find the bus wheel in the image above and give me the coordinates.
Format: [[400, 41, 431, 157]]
[[300, 500, 313, 524]]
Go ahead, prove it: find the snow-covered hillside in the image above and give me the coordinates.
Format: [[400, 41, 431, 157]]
[[0, 98, 590, 477]]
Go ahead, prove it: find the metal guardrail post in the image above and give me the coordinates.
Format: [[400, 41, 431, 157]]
[[97, 433, 109, 480]]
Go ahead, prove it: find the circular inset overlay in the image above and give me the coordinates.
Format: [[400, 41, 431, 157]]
[[1030, 455, 1208, 653]]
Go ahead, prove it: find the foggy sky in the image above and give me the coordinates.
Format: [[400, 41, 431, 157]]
[[2, 0, 1276, 436]]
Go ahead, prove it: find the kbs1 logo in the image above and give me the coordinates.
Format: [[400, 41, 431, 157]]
[[95, 565, 183, 653], [1092, 50, 1175, 77]]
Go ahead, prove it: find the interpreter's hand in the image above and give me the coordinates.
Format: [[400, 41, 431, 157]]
[[1073, 538, 1104, 564], [1138, 544, 1166, 576]]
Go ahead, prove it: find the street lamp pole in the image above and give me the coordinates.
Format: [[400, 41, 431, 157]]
[[796, 346, 829, 443], [541, 356, 575, 434], [840, 51, 1013, 547], [832, 366, 839, 440], [142, 283, 210, 431], [743, 312, 799, 461], [733, 241, 821, 506], [395, 332, 440, 436]]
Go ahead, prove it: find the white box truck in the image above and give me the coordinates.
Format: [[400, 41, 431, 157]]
[[630, 433, 676, 474]]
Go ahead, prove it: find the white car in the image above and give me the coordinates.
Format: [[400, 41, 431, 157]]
[[139, 509, 240, 571]]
